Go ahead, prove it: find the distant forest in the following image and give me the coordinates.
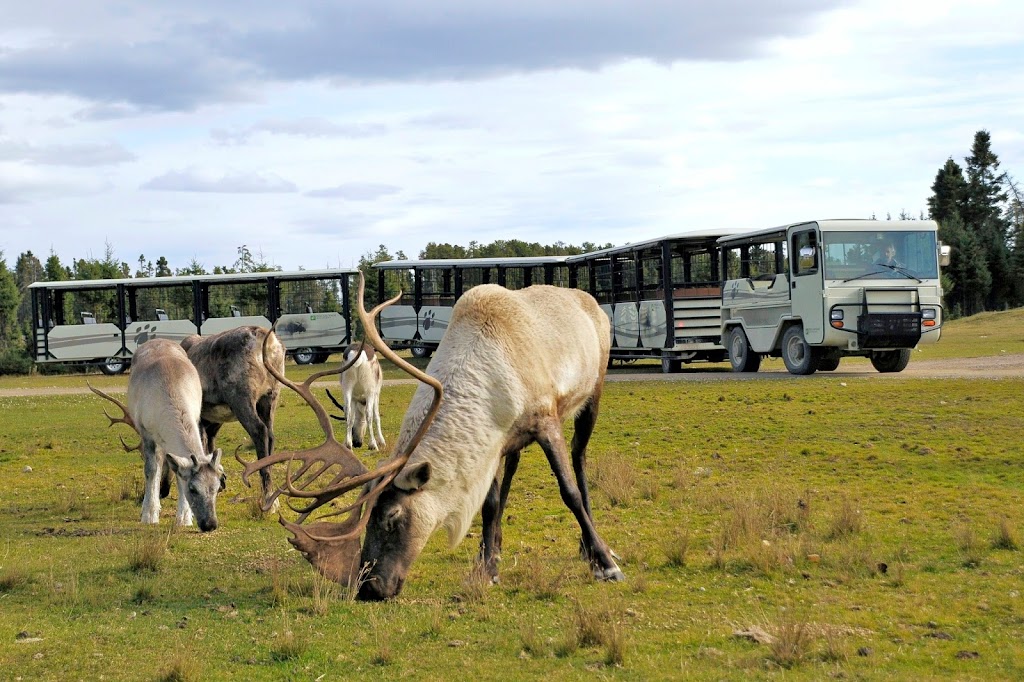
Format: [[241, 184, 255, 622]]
[[1, 128, 1021, 373]]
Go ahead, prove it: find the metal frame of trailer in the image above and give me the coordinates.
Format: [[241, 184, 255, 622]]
[[27, 268, 358, 373]]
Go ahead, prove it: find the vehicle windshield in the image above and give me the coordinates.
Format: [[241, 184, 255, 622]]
[[822, 230, 939, 281]]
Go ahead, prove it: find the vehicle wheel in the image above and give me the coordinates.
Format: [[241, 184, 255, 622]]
[[293, 348, 315, 365], [818, 356, 841, 372], [99, 357, 128, 375], [661, 357, 682, 374], [312, 350, 331, 364], [781, 325, 819, 375], [727, 327, 761, 373], [870, 349, 911, 373], [410, 343, 432, 359]]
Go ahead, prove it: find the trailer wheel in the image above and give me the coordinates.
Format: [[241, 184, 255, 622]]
[[312, 350, 331, 364], [293, 347, 316, 365], [781, 326, 819, 375], [818, 356, 841, 372], [99, 357, 128, 375], [410, 343, 432, 359], [727, 327, 761, 373], [870, 349, 911, 373]]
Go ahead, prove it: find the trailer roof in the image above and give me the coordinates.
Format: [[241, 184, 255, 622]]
[[374, 255, 569, 269], [28, 267, 359, 291], [563, 228, 746, 263], [716, 219, 940, 247]]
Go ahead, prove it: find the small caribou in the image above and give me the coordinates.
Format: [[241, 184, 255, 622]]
[[90, 338, 224, 531], [239, 275, 623, 600], [181, 326, 284, 508], [327, 342, 385, 450]]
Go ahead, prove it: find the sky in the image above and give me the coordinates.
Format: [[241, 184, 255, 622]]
[[1, 0, 1022, 273]]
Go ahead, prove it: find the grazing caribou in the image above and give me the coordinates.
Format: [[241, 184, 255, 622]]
[[181, 326, 284, 509], [329, 342, 385, 451], [90, 339, 224, 531], [239, 274, 623, 600]]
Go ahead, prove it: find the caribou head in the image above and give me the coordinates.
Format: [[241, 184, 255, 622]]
[[237, 273, 441, 590]]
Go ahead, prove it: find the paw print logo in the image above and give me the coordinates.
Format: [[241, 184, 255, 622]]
[[641, 309, 655, 332], [134, 323, 157, 345], [422, 310, 435, 331]]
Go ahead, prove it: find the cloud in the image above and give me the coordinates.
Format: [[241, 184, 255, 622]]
[[0, 139, 136, 166], [212, 117, 389, 145], [0, 1, 846, 110], [305, 183, 402, 200], [225, 1, 846, 82], [0, 38, 252, 111], [140, 168, 298, 193]]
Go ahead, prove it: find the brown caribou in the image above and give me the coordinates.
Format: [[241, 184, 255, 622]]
[[181, 326, 284, 508]]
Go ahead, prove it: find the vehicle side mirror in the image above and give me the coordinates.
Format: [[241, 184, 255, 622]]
[[939, 244, 951, 267]]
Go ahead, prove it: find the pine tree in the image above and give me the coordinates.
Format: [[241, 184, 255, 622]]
[[962, 130, 1010, 309], [0, 253, 21, 351], [14, 251, 44, 340], [45, 251, 70, 282], [928, 158, 967, 224], [939, 214, 990, 317]]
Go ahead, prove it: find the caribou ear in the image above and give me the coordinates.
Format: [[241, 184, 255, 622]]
[[165, 452, 191, 473], [394, 461, 431, 491], [211, 448, 223, 468]]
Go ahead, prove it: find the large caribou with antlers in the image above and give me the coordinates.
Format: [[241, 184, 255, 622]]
[[240, 274, 623, 600], [90, 339, 225, 531]]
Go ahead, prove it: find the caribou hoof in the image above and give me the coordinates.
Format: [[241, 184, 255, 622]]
[[594, 565, 625, 582]]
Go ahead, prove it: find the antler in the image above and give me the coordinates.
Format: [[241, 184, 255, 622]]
[[87, 382, 142, 453], [237, 272, 444, 583], [234, 330, 368, 514]]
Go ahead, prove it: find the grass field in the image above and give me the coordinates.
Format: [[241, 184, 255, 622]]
[[1, 311, 1023, 680]]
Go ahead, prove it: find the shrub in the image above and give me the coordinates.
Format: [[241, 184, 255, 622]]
[[0, 348, 32, 376]]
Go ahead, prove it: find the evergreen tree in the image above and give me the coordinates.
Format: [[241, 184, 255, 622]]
[[0, 253, 21, 351], [14, 251, 44, 340], [45, 251, 71, 281], [136, 254, 154, 278], [155, 256, 172, 277], [1005, 175, 1024, 306], [939, 214, 991, 317], [176, 258, 208, 276], [962, 130, 1010, 309]]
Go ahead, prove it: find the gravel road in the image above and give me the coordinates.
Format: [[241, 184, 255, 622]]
[[2, 354, 1021, 397]]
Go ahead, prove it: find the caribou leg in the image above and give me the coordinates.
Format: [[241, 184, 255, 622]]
[[200, 420, 223, 455], [570, 396, 600, 518], [140, 437, 162, 524], [535, 417, 624, 582], [478, 449, 521, 581], [232, 399, 276, 507]]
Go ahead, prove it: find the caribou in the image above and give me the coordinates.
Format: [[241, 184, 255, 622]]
[[90, 338, 224, 531], [327, 342, 386, 451], [239, 274, 623, 600], [181, 326, 284, 508]]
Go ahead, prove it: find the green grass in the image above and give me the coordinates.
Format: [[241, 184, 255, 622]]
[[0, 310, 1023, 679]]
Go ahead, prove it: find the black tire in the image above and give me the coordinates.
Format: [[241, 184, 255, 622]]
[[99, 357, 128, 375], [410, 343, 432, 359], [818, 356, 841, 372], [870, 349, 911, 373], [781, 325, 819, 375], [727, 327, 761, 373], [312, 350, 331, 364], [661, 357, 682, 374], [293, 348, 315, 365]]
